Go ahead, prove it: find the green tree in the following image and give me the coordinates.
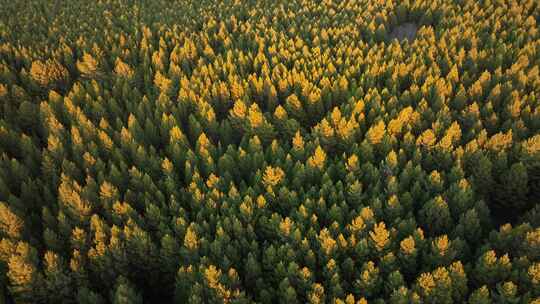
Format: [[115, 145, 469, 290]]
[[279, 278, 298, 304], [468, 286, 491, 304], [111, 276, 143, 304], [77, 287, 104, 304], [419, 196, 452, 236], [494, 162, 530, 211], [43, 251, 73, 302]]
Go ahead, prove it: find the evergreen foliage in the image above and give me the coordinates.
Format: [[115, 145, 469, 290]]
[[0, 0, 539, 302]]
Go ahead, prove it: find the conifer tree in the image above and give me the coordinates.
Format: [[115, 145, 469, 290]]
[[112, 276, 143, 304], [30, 59, 70, 90], [77, 53, 100, 79]]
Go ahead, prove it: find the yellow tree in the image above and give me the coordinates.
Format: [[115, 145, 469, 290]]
[[308, 145, 327, 170], [369, 222, 390, 252], [76, 52, 100, 78], [30, 59, 69, 89], [0, 202, 24, 239], [263, 166, 285, 187], [366, 120, 386, 144], [114, 58, 134, 79]]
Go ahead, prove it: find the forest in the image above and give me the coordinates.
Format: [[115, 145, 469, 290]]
[[0, 0, 539, 303]]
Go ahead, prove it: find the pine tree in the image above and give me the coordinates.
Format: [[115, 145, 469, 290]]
[[468, 286, 492, 304], [353, 261, 381, 298], [414, 267, 453, 304], [43, 251, 73, 302], [369, 222, 390, 252], [474, 250, 512, 286], [493, 281, 520, 303], [114, 58, 134, 79], [263, 166, 285, 188], [184, 223, 200, 252], [77, 287, 104, 304], [495, 162, 530, 211], [307, 283, 325, 304], [308, 145, 327, 170], [0, 202, 24, 240], [366, 120, 386, 145], [159, 234, 180, 292], [29, 59, 70, 90], [279, 278, 298, 304], [7, 242, 44, 302], [419, 196, 452, 236], [111, 276, 143, 304]]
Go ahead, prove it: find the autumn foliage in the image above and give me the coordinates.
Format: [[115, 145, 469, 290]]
[[0, 0, 539, 303]]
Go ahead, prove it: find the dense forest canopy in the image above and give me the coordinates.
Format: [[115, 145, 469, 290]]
[[0, 0, 539, 303]]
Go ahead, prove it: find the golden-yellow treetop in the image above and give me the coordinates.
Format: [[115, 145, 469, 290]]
[[308, 145, 327, 169], [263, 166, 285, 187]]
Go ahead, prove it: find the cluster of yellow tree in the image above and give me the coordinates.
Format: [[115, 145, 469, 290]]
[[0, 0, 539, 303]]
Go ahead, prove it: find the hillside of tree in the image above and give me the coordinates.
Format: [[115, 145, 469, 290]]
[[0, 0, 539, 303]]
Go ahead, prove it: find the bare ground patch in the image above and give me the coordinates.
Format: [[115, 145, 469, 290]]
[[389, 22, 418, 42]]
